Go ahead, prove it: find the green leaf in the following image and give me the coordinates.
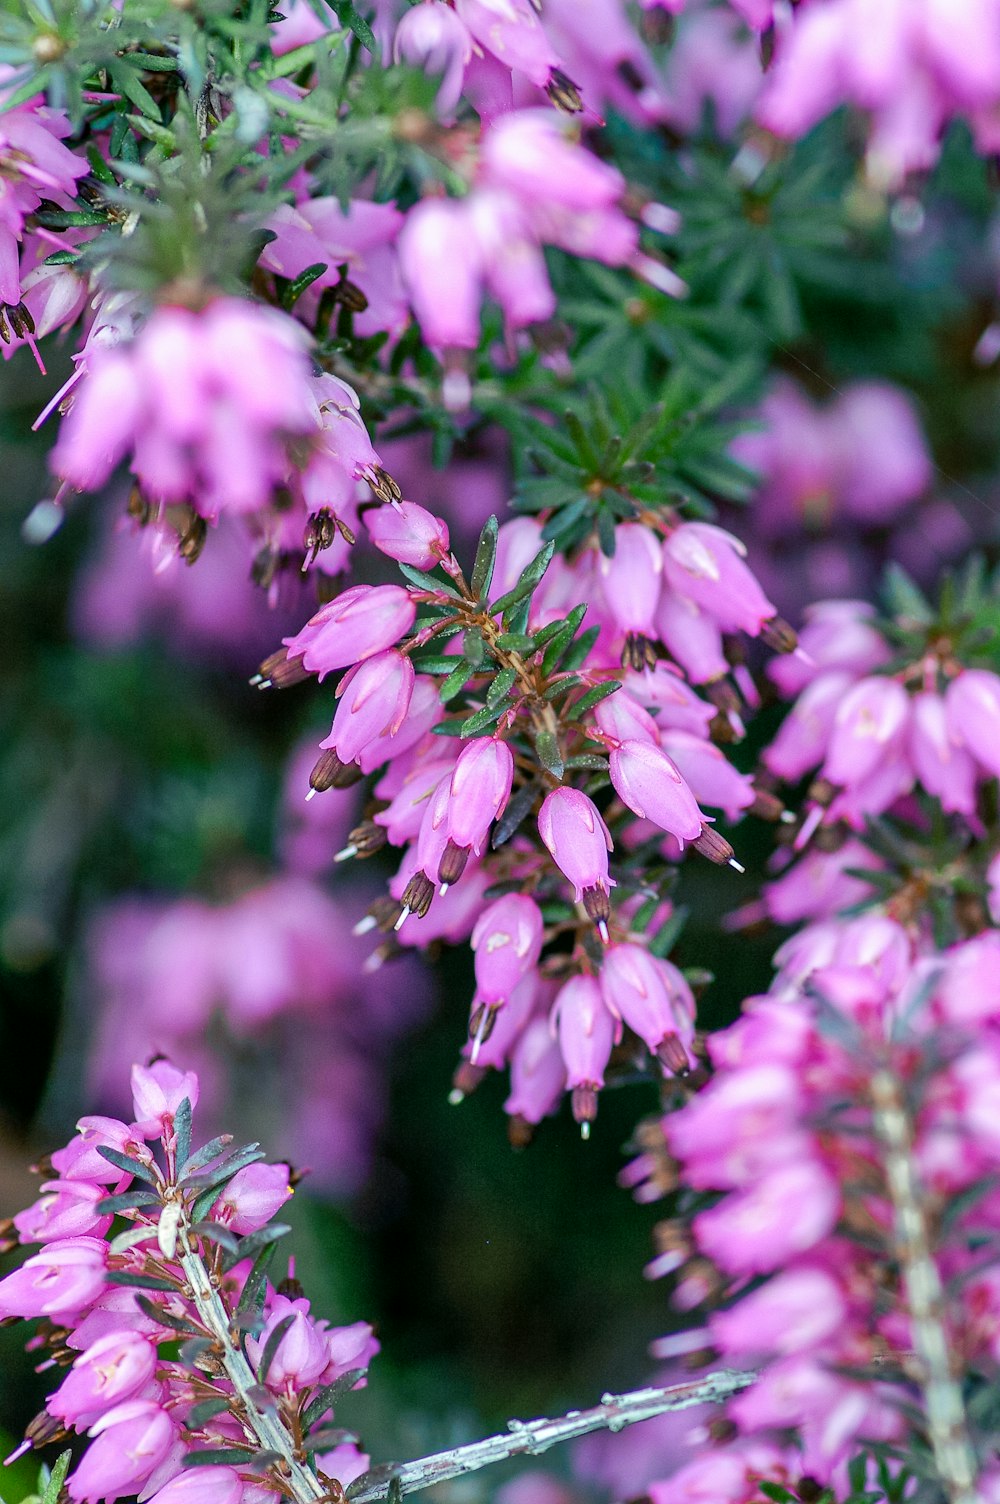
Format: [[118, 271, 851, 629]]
[[236, 1242, 277, 1318], [565, 680, 622, 721], [559, 625, 600, 673], [105, 1271, 180, 1293], [182, 1449, 254, 1468], [486, 667, 518, 707], [492, 781, 537, 847], [109, 64, 162, 122], [470, 515, 500, 600], [649, 905, 689, 958], [136, 1294, 202, 1335], [534, 729, 564, 779], [96, 1189, 161, 1215], [173, 1096, 193, 1171], [439, 660, 476, 703], [256, 1313, 296, 1385], [302, 1367, 370, 1430], [180, 1133, 234, 1178], [882, 563, 932, 625], [495, 633, 535, 653], [282, 261, 328, 310], [42, 249, 80, 266], [40, 1452, 71, 1504], [397, 563, 460, 598], [221, 1222, 292, 1273], [97, 1146, 159, 1185], [185, 1398, 234, 1430], [330, 0, 377, 51], [459, 704, 505, 739], [490, 541, 555, 615]]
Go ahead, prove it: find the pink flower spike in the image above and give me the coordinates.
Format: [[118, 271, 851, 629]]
[[471, 893, 545, 1006], [130, 1061, 199, 1140], [551, 974, 618, 1136], [364, 500, 450, 569], [322, 650, 415, 766], [608, 740, 704, 845], [537, 787, 616, 933]]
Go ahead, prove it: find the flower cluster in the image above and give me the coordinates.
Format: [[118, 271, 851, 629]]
[[258, 499, 793, 1131], [630, 913, 1000, 1498], [0, 1059, 378, 1504]]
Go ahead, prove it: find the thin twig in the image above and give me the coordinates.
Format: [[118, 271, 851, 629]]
[[345, 1371, 756, 1504]]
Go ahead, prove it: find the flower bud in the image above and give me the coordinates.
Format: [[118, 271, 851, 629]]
[[364, 500, 450, 569], [131, 1060, 199, 1139], [448, 739, 514, 858]]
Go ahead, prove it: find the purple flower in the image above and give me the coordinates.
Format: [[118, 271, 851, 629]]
[[49, 1331, 158, 1431], [67, 1400, 176, 1504], [364, 500, 451, 569], [551, 975, 619, 1129], [661, 522, 776, 637], [600, 943, 695, 1063], [608, 740, 704, 845], [394, 2, 473, 118], [471, 894, 545, 1005], [131, 1061, 200, 1139], [946, 668, 1000, 777], [447, 738, 515, 858], [503, 1017, 566, 1126], [144, 1467, 244, 1504], [821, 676, 910, 786], [284, 585, 416, 680], [211, 1163, 293, 1235], [322, 650, 415, 766], [537, 788, 615, 924], [246, 1295, 330, 1391], [0, 1236, 107, 1321]]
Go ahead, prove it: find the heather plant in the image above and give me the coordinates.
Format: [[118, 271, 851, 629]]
[[4, 2, 1000, 1503]]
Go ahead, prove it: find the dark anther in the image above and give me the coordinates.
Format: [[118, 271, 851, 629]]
[[507, 1114, 535, 1150], [622, 632, 658, 670], [309, 748, 363, 792], [367, 465, 402, 504], [760, 615, 797, 653], [304, 507, 338, 565], [692, 826, 737, 866], [335, 278, 369, 314], [546, 67, 583, 112], [348, 820, 388, 859], [250, 647, 311, 691], [177, 510, 207, 565], [401, 871, 436, 919], [657, 1033, 691, 1077], [705, 677, 742, 714], [438, 839, 470, 887]]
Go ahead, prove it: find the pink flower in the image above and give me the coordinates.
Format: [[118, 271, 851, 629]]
[[596, 522, 663, 638], [320, 1319, 380, 1384], [946, 668, 1000, 777], [593, 689, 661, 748], [0, 100, 87, 309], [49, 1331, 158, 1431], [394, 2, 473, 118], [283, 585, 416, 680], [821, 676, 910, 786], [211, 1163, 293, 1234], [503, 1017, 566, 1125], [471, 894, 545, 1005], [654, 592, 728, 685], [909, 691, 978, 815], [447, 739, 514, 859], [661, 523, 776, 637], [144, 1467, 244, 1504], [364, 501, 451, 569], [14, 1180, 112, 1243], [131, 1061, 200, 1139], [537, 787, 615, 924], [0, 1237, 107, 1320], [322, 650, 415, 766], [246, 1295, 330, 1391], [659, 731, 755, 821], [454, 0, 565, 92], [710, 1266, 847, 1359], [608, 740, 704, 845], [51, 299, 318, 516], [551, 974, 619, 1127], [693, 1161, 841, 1275], [600, 943, 694, 1064], [398, 199, 483, 351], [67, 1400, 176, 1504]]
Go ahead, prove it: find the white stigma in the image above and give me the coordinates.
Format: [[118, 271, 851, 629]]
[[394, 905, 411, 932], [334, 845, 358, 863], [353, 915, 378, 937], [728, 858, 746, 874]]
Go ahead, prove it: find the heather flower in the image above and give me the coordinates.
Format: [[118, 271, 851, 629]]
[[446, 737, 515, 866], [48, 1331, 158, 1431], [51, 299, 319, 517], [608, 741, 705, 847], [454, 0, 569, 97], [504, 1016, 567, 1130], [144, 1468, 244, 1504], [211, 1162, 293, 1234], [471, 894, 545, 1006], [364, 500, 451, 569], [537, 787, 616, 927], [394, 2, 474, 118], [0, 96, 87, 318], [946, 668, 1000, 777], [321, 649, 415, 766], [67, 1400, 177, 1504], [551, 974, 619, 1131], [283, 584, 417, 680], [821, 676, 910, 786], [600, 943, 695, 1068], [661, 522, 778, 638], [0, 1236, 108, 1321]]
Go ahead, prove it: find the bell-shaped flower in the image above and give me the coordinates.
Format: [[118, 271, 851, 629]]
[[394, 2, 473, 118], [398, 198, 483, 351], [284, 585, 416, 681], [909, 691, 978, 815], [946, 668, 1000, 778], [821, 676, 910, 787], [659, 731, 756, 821], [661, 522, 776, 637], [600, 943, 694, 1063], [246, 1295, 330, 1391], [471, 894, 545, 1005], [448, 738, 514, 857], [49, 1331, 158, 1432], [537, 788, 616, 923], [67, 1400, 176, 1504], [210, 1162, 292, 1235], [608, 740, 704, 844], [551, 974, 619, 1128], [593, 688, 660, 747], [144, 1466, 244, 1504], [597, 523, 663, 638], [364, 500, 450, 569], [654, 590, 728, 685], [0, 1237, 107, 1321], [131, 1061, 199, 1139], [504, 1016, 566, 1126], [322, 650, 415, 766]]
